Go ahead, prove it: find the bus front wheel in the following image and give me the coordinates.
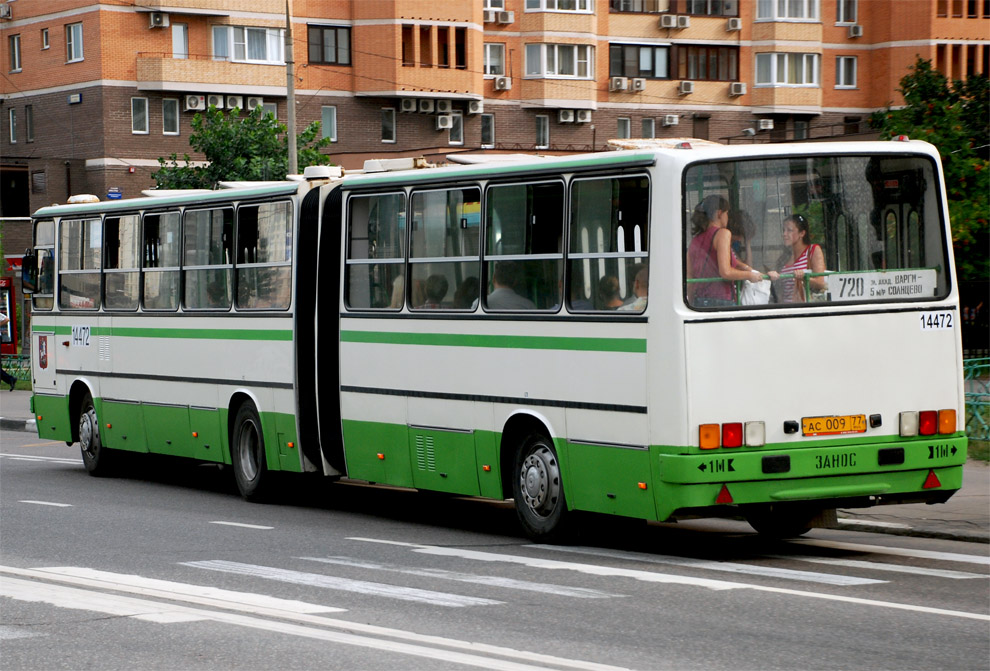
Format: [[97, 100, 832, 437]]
[[512, 433, 568, 541], [79, 393, 114, 476], [231, 404, 272, 502]]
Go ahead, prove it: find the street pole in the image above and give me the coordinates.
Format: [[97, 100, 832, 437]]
[[285, 0, 298, 175]]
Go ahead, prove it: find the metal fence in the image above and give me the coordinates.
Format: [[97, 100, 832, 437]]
[[965, 357, 989, 441], [0, 354, 29, 382]]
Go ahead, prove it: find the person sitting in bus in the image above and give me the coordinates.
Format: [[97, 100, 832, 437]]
[[766, 214, 826, 303], [619, 265, 649, 311], [454, 276, 480, 310], [597, 275, 623, 309], [486, 261, 535, 310], [687, 194, 763, 308], [419, 274, 449, 309]]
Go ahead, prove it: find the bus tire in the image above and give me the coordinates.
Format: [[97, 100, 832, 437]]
[[79, 393, 114, 476], [231, 404, 272, 502], [745, 505, 815, 538], [512, 433, 568, 541]]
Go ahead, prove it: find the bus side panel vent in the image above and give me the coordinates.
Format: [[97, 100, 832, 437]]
[[415, 434, 436, 471], [762, 455, 790, 474]]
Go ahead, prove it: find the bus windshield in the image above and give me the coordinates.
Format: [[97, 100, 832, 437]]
[[683, 154, 949, 308]]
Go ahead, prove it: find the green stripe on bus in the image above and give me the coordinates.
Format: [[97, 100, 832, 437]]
[[44, 325, 292, 341], [340, 330, 647, 353]]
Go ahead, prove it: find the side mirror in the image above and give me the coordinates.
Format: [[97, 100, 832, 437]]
[[21, 249, 38, 294]]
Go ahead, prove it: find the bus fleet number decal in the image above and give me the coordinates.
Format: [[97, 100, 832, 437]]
[[920, 312, 953, 330], [71, 325, 91, 347]]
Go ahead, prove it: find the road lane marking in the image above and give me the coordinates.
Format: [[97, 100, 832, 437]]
[[769, 555, 989, 580], [533, 544, 885, 586], [790, 539, 990, 566], [300, 556, 622, 599], [27, 566, 344, 614], [18, 500, 73, 508], [1, 452, 82, 463], [183, 560, 503, 607], [0, 565, 630, 671], [837, 519, 912, 529], [209, 521, 274, 530], [351, 538, 990, 622]]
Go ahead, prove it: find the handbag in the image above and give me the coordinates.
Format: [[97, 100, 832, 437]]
[[739, 278, 772, 305]]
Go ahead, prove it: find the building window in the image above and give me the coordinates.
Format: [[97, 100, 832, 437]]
[[755, 52, 820, 86], [481, 114, 495, 148], [212, 26, 284, 64], [9, 34, 21, 72], [484, 43, 506, 76], [41, 28, 50, 50], [684, 0, 739, 16], [609, 44, 669, 78], [535, 115, 549, 149], [485, 0, 506, 7], [617, 117, 631, 139], [382, 108, 396, 143], [756, 0, 819, 20], [836, 0, 857, 22], [677, 45, 738, 81], [321, 105, 337, 141], [66, 22, 84, 62], [24, 104, 33, 142], [172, 23, 188, 59], [261, 102, 277, 119], [448, 112, 464, 145], [608, 0, 664, 12], [793, 119, 808, 139], [8, 108, 16, 143], [131, 98, 149, 134], [835, 56, 857, 88], [307, 25, 351, 65], [163, 99, 179, 135], [642, 117, 655, 138], [525, 43, 593, 78], [526, 0, 592, 10]]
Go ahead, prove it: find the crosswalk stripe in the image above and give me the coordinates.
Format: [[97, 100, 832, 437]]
[[1, 565, 629, 671], [183, 560, 503, 607], [0, 453, 82, 464], [0, 572, 628, 671], [300, 556, 622, 599], [351, 538, 990, 621], [790, 539, 990, 566], [533, 545, 885, 586], [18, 500, 72, 508], [769, 555, 989, 580]]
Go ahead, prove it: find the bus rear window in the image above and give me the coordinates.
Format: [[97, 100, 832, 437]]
[[683, 155, 949, 309]]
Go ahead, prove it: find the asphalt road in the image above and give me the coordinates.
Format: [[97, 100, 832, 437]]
[[2, 429, 988, 671]]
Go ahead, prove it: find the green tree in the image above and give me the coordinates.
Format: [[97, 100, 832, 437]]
[[153, 106, 333, 190], [870, 58, 989, 282]]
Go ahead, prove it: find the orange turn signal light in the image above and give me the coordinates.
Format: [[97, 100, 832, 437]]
[[482, 464, 491, 472], [938, 409, 956, 435], [377, 453, 385, 460], [287, 441, 295, 449], [700, 424, 720, 449], [638, 482, 648, 490], [192, 431, 198, 437]]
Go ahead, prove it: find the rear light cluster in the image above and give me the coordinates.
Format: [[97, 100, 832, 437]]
[[899, 409, 956, 437], [700, 421, 765, 449]]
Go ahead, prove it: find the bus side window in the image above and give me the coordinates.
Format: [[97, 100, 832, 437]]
[[59, 217, 102, 310], [236, 201, 292, 310], [183, 207, 233, 310], [143, 212, 181, 311], [104, 215, 141, 311], [410, 186, 481, 311], [345, 193, 406, 310]]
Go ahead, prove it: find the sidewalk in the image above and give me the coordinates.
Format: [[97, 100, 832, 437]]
[[2, 389, 988, 543]]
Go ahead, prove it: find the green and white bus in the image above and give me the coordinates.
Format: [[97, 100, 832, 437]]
[[23, 139, 967, 539]]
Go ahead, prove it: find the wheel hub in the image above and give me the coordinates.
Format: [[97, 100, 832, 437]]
[[518, 445, 560, 517]]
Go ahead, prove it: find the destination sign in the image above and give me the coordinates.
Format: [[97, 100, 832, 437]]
[[827, 269, 936, 302]]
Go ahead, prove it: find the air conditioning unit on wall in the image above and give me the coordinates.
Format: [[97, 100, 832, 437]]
[[483, 9, 497, 23], [678, 80, 694, 95], [677, 15, 691, 28], [848, 24, 863, 38], [497, 11, 514, 23], [631, 78, 646, 92], [207, 94, 224, 109], [558, 109, 575, 123], [494, 76, 512, 91], [184, 95, 206, 111], [759, 118, 774, 130], [418, 99, 435, 113], [226, 95, 243, 110], [610, 76, 629, 92], [729, 82, 747, 96], [467, 100, 483, 115], [727, 17, 742, 31], [435, 100, 452, 114], [149, 12, 169, 28], [400, 98, 417, 113], [246, 96, 264, 111], [436, 114, 454, 130], [575, 110, 591, 123], [662, 114, 679, 126], [659, 14, 677, 28]]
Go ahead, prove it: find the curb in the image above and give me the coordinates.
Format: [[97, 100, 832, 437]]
[[0, 418, 37, 433]]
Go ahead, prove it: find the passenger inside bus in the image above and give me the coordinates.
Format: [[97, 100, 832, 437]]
[[687, 194, 763, 308], [619, 265, 649, 311], [486, 261, 535, 310], [420, 274, 449, 309], [767, 214, 827, 303], [454, 276, 479, 309], [597, 275, 623, 309]]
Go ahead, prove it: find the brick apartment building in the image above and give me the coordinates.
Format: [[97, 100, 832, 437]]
[[1, 0, 988, 217]]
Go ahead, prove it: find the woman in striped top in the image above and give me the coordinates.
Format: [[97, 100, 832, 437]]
[[768, 214, 826, 303]]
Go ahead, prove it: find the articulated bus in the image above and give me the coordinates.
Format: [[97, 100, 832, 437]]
[[22, 139, 967, 539]]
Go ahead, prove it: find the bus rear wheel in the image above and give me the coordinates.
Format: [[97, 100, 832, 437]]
[[79, 393, 114, 476], [512, 433, 568, 541], [231, 404, 272, 502], [745, 505, 815, 538]]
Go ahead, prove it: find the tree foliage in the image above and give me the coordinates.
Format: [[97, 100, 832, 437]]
[[870, 58, 989, 282], [153, 106, 333, 190]]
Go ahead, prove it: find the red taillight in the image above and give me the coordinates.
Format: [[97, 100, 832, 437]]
[[919, 410, 938, 436], [722, 423, 743, 448]]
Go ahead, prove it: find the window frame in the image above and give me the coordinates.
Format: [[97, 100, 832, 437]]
[[234, 200, 294, 311], [142, 211, 182, 311], [321, 105, 337, 142], [481, 114, 495, 148], [8, 108, 16, 143], [103, 214, 142, 312], [448, 111, 464, 146], [535, 115, 549, 149], [608, 0, 665, 12], [609, 43, 670, 79], [381, 107, 396, 143], [182, 206, 235, 311], [172, 23, 189, 60], [307, 24, 352, 66], [215, 25, 285, 65], [9, 34, 21, 72], [484, 43, 506, 76], [756, 0, 819, 21], [617, 117, 631, 139], [24, 104, 33, 142], [162, 98, 179, 135], [66, 22, 84, 63], [41, 28, 50, 50], [58, 217, 103, 311], [836, 0, 857, 23], [755, 52, 820, 87], [131, 97, 149, 135], [525, 0, 593, 12], [344, 191, 407, 311], [525, 43, 594, 79], [835, 55, 857, 88], [642, 117, 656, 138]]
